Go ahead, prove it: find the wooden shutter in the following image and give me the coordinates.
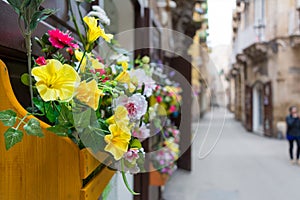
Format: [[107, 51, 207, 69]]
[[263, 81, 273, 136], [245, 84, 253, 131]]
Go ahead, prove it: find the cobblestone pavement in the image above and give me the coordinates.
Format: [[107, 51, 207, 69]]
[[163, 108, 300, 200]]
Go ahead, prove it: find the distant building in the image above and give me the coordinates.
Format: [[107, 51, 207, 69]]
[[189, 0, 210, 119], [228, 0, 300, 137]]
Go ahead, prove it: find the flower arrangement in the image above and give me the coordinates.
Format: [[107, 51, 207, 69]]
[[150, 84, 182, 117], [151, 125, 180, 176], [0, 0, 183, 195]]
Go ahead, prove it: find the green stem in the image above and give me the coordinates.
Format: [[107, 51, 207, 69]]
[[77, 50, 86, 72], [68, 0, 85, 46], [89, 126, 109, 135], [25, 33, 34, 109], [121, 159, 140, 195], [76, 2, 87, 32]]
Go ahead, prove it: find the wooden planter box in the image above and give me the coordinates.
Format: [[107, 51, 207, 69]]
[[0, 60, 115, 200]]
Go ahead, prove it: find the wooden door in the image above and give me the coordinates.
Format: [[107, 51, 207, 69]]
[[245, 84, 253, 131], [263, 81, 273, 136]]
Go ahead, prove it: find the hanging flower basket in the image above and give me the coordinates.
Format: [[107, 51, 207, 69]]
[[149, 164, 169, 186], [0, 60, 115, 199]]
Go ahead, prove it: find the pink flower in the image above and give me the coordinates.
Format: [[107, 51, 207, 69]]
[[169, 105, 177, 113], [95, 68, 106, 75], [124, 148, 139, 163], [114, 94, 148, 120], [96, 56, 104, 64], [156, 96, 163, 103], [48, 29, 78, 49], [35, 56, 46, 66]]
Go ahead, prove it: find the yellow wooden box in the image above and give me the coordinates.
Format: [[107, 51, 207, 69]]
[[0, 60, 115, 200]]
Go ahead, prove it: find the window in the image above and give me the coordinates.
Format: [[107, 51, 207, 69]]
[[254, 0, 265, 26]]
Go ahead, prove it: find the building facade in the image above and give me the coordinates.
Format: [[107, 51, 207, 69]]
[[229, 0, 300, 137]]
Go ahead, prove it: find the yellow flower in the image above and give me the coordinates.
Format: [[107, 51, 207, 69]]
[[91, 58, 104, 70], [75, 50, 88, 71], [75, 50, 104, 72], [164, 139, 179, 159], [115, 62, 135, 92], [76, 80, 103, 110], [83, 16, 113, 44], [104, 124, 131, 160], [32, 59, 80, 101], [106, 106, 130, 130]]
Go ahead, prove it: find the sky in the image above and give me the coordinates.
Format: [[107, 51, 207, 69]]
[[207, 0, 236, 47]]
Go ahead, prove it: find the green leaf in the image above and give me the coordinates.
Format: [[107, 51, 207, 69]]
[[33, 97, 45, 114], [7, 0, 22, 14], [33, 98, 59, 123], [73, 108, 92, 130], [30, 9, 56, 31], [21, 73, 30, 86], [46, 102, 60, 123], [47, 125, 68, 137], [58, 104, 74, 127], [41, 33, 50, 44], [0, 110, 17, 126], [52, 52, 67, 64], [45, 104, 59, 123], [34, 36, 44, 48], [4, 128, 23, 150], [79, 125, 105, 153], [130, 138, 142, 149], [24, 118, 44, 137], [21, 0, 32, 9], [30, 0, 43, 10]]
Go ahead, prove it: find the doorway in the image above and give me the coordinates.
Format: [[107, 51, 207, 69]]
[[252, 82, 264, 135]]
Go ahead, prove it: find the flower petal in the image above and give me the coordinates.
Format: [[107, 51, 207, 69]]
[[32, 59, 80, 102]]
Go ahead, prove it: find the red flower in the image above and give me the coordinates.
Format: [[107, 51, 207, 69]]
[[35, 56, 46, 65], [48, 29, 78, 49], [156, 96, 163, 103], [66, 47, 74, 55]]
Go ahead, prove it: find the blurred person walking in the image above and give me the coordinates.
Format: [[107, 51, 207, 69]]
[[286, 106, 300, 164]]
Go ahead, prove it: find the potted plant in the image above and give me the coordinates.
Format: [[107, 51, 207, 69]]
[[0, 0, 155, 198]]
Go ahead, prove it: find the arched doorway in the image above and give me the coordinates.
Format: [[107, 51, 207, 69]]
[[252, 82, 264, 135]]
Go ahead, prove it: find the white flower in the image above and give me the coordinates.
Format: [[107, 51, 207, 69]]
[[110, 64, 117, 74], [148, 106, 157, 121], [114, 94, 147, 120], [88, 5, 110, 25], [132, 123, 150, 139], [129, 69, 156, 97], [110, 54, 130, 64]]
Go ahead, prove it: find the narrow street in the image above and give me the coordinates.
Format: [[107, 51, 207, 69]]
[[164, 108, 300, 200]]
